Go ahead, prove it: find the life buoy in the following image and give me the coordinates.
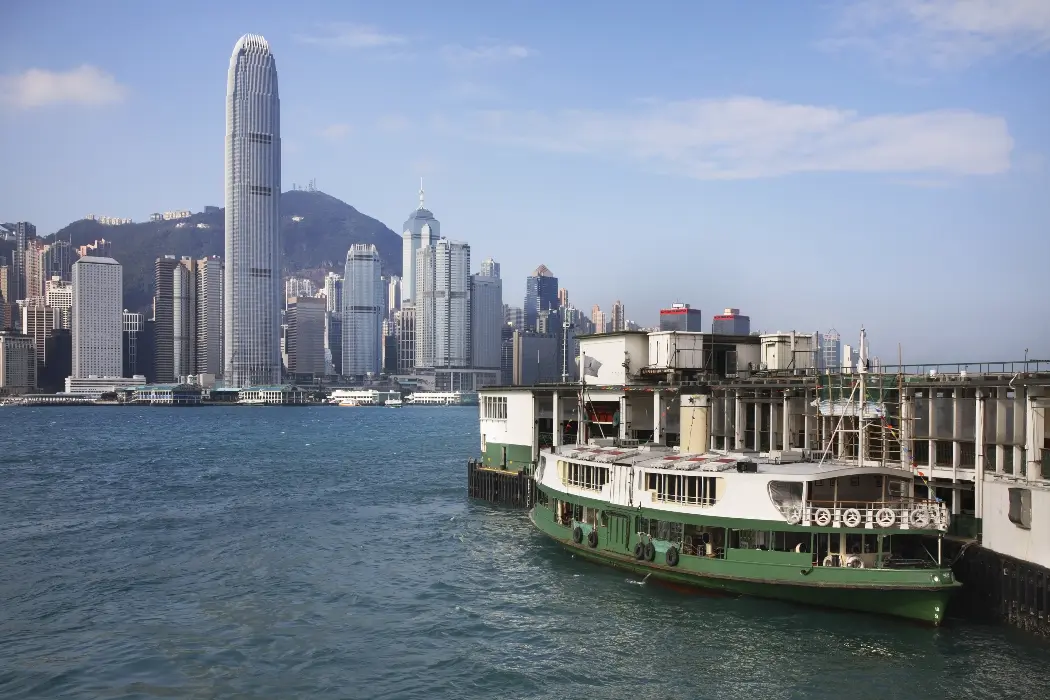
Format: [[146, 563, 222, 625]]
[[842, 508, 862, 528], [846, 555, 864, 569], [666, 546, 680, 567], [644, 541, 656, 562], [822, 555, 835, 567], [587, 529, 598, 548], [814, 508, 832, 526], [573, 526, 583, 544], [910, 508, 930, 529], [633, 542, 645, 559], [875, 508, 895, 528], [785, 506, 802, 524]]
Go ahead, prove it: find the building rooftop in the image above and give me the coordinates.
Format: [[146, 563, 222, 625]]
[[74, 256, 120, 265]]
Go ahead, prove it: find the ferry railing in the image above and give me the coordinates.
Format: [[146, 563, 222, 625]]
[[780, 497, 949, 532]]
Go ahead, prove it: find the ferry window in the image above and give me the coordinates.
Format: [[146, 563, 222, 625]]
[[887, 480, 905, 498], [562, 462, 610, 491], [647, 471, 720, 506], [600, 511, 609, 527], [483, 396, 508, 420]]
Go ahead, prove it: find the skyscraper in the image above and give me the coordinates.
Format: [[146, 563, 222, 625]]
[[342, 244, 383, 376], [286, 296, 326, 378], [480, 258, 500, 279], [387, 275, 401, 321], [401, 181, 439, 305], [153, 256, 179, 383], [224, 33, 282, 388], [711, 307, 750, 335], [415, 239, 470, 369], [194, 256, 224, 376], [524, 265, 558, 331], [72, 256, 122, 379], [660, 302, 702, 332], [591, 304, 606, 334], [173, 257, 196, 378], [611, 300, 625, 332], [470, 271, 502, 372]]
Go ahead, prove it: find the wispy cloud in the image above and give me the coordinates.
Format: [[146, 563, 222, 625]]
[[440, 43, 532, 64], [454, 97, 1013, 180], [318, 123, 352, 141], [0, 65, 127, 110], [823, 0, 1050, 68], [294, 23, 406, 49]]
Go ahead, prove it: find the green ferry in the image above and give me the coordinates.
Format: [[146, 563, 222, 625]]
[[531, 443, 960, 625]]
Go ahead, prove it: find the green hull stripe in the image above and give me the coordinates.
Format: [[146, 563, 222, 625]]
[[531, 506, 958, 625]]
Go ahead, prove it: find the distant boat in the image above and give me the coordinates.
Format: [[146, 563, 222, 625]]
[[338, 399, 360, 407], [387, 398, 403, 408]]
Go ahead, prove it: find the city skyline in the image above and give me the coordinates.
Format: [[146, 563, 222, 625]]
[[0, 2, 1047, 361]]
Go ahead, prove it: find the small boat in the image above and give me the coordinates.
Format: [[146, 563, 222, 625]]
[[387, 398, 403, 408], [338, 399, 360, 407]]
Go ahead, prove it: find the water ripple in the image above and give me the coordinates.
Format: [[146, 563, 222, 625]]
[[1, 406, 1048, 699]]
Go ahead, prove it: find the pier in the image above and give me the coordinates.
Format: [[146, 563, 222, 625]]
[[470, 330, 1050, 636]]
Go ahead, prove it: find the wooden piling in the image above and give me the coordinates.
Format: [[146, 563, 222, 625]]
[[467, 459, 537, 508]]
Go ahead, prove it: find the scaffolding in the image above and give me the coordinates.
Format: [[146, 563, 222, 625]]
[[816, 370, 904, 467]]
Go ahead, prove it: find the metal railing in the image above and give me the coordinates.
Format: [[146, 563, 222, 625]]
[[781, 498, 950, 532]]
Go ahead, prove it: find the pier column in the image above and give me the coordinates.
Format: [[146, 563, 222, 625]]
[[900, 391, 913, 470], [769, 399, 778, 451], [653, 391, 663, 445], [975, 389, 986, 515], [803, 389, 812, 451], [995, 387, 1008, 473], [1014, 389, 1026, 477], [619, 395, 629, 442], [552, 391, 562, 448], [734, 392, 744, 450], [1026, 389, 1045, 481], [928, 392, 936, 474], [783, 392, 792, 450], [753, 402, 761, 451], [951, 389, 961, 515]]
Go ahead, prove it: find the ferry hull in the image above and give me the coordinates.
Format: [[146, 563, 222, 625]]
[[531, 510, 958, 626]]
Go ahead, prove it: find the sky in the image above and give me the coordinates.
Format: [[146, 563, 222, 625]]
[[1, 0, 1048, 363]]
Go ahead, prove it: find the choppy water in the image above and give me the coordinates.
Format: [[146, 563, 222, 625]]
[[1, 406, 1047, 699]]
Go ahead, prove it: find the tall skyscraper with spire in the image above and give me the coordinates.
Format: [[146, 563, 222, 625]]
[[401, 179, 440, 305], [223, 33, 282, 387]]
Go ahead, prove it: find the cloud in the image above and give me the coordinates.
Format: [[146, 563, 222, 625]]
[[823, 0, 1050, 68], [441, 43, 532, 63], [294, 23, 406, 49], [318, 123, 352, 141], [455, 97, 1013, 179], [0, 65, 127, 110]]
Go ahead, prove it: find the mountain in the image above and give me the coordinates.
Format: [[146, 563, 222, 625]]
[[46, 190, 402, 314]]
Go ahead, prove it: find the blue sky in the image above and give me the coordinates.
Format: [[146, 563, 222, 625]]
[[1, 0, 1047, 362]]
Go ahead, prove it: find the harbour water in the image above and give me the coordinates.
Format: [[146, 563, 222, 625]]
[[1, 407, 1048, 699]]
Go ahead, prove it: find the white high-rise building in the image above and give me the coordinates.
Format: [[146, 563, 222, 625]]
[[480, 257, 500, 279], [195, 256, 224, 376], [470, 271, 502, 371], [72, 256, 122, 378], [323, 272, 343, 314], [342, 244, 383, 376], [46, 276, 73, 329], [224, 33, 281, 388], [415, 239, 470, 369], [387, 274, 401, 321], [401, 181, 439, 305], [173, 257, 196, 378]]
